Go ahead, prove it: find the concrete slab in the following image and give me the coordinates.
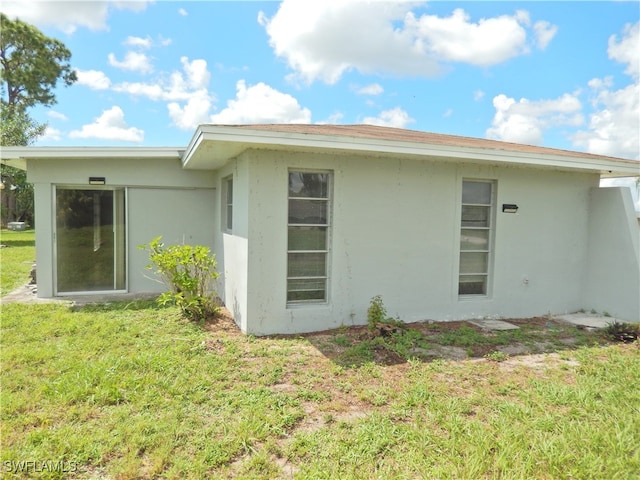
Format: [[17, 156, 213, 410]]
[[468, 319, 520, 331], [0, 284, 157, 306], [555, 313, 617, 329]]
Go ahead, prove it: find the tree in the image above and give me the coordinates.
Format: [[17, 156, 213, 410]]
[[0, 103, 46, 146], [0, 13, 77, 110], [0, 13, 77, 226]]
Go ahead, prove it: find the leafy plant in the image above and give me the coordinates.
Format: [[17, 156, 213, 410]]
[[366, 295, 404, 334], [140, 236, 220, 321], [367, 295, 388, 331], [484, 350, 510, 362]]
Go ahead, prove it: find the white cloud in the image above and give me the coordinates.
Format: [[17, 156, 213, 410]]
[[48, 111, 68, 121], [362, 107, 415, 128], [486, 93, 583, 145], [124, 35, 153, 50], [39, 126, 62, 142], [69, 106, 144, 142], [108, 51, 153, 74], [210, 80, 312, 124], [0, 0, 150, 34], [404, 8, 531, 66], [572, 81, 639, 160], [259, 1, 556, 84], [168, 91, 213, 130], [179, 57, 210, 90], [318, 112, 345, 124], [178, 8, 188, 16], [533, 21, 558, 50], [474, 90, 485, 101], [443, 108, 453, 118], [112, 57, 213, 102], [571, 22, 639, 160], [74, 69, 112, 90], [123, 35, 172, 49], [484, 22, 639, 160], [355, 83, 384, 96], [608, 22, 639, 80]]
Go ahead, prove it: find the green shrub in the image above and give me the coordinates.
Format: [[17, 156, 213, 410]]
[[366, 295, 404, 333], [140, 236, 220, 321], [367, 295, 388, 332]]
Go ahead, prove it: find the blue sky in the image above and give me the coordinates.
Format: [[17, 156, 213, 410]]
[[1, 1, 639, 164]]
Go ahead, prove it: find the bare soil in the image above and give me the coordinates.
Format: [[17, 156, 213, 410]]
[[204, 311, 622, 365]]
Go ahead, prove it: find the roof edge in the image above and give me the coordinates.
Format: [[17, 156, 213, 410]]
[[187, 124, 640, 177]]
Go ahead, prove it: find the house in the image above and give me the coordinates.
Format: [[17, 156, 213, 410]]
[[2, 124, 639, 334]]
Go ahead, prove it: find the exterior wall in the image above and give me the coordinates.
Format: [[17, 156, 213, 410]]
[[241, 149, 599, 335], [583, 187, 640, 321], [211, 157, 250, 332], [26, 157, 215, 297], [127, 187, 216, 293]]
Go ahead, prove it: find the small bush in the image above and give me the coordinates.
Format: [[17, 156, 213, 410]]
[[366, 295, 404, 334], [367, 295, 388, 332], [140, 236, 220, 321]]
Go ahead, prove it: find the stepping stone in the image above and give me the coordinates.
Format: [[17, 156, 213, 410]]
[[468, 319, 519, 331], [555, 313, 615, 329]]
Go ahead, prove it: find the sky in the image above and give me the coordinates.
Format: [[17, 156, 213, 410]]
[[1, 0, 639, 169]]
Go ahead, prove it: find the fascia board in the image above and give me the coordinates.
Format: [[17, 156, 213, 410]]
[[181, 128, 204, 168], [0, 146, 182, 161], [189, 126, 640, 176]]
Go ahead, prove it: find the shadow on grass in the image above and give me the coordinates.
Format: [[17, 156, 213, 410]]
[[276, 318, 619, 368], [71, 298, 231, 329], [0, 240, 36, 248], [71, 298, 171, 313], [65, 299, 628, 368]]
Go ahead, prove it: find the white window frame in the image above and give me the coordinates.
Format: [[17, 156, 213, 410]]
[[286, 170, 332, 306], [458, 179, 496, 297], [221, 175, 233, 233]]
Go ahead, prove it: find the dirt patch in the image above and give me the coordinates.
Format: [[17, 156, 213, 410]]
[[506, 352, 578, 368], [203, 308, 242, 337], [267, 316, 614, 365]]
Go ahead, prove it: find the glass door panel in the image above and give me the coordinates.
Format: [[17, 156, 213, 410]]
[[55, 188, 126, 293]]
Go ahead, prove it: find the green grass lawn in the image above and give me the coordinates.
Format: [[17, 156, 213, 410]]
[[1, 299, 639, 479], [0, 229, 36, 296]]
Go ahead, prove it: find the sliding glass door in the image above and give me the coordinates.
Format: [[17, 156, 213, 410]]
[[55, 187, 126, 293]]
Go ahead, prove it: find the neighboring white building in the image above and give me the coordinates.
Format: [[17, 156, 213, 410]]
[[2, 124, 639, 334]]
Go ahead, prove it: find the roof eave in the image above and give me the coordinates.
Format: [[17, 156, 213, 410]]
[[1, 146, 183, 169], [182, 125, 640, 177]]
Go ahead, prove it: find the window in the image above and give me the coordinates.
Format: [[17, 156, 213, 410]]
[[222, 176, 233, 232], [287, 171, 331, 304], [459, 180, 495, 296]]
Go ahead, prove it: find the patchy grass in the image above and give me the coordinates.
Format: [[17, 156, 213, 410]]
[[0, 229, 35, 296], [303, 317, 609, 367], [2, 300, 639, 479]]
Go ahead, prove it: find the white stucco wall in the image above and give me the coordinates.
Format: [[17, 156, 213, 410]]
[[239, 149, 600, 335], [211, 157, 250, 332], [583, 187, 640, 321], [27, 157, 216, 297], [127, 187, 216, 293], [26, 149, 637, 331]]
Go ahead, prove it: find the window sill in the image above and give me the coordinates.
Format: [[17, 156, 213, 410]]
[[286, 301, 330, 309], [458, 294, 491, 301]]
